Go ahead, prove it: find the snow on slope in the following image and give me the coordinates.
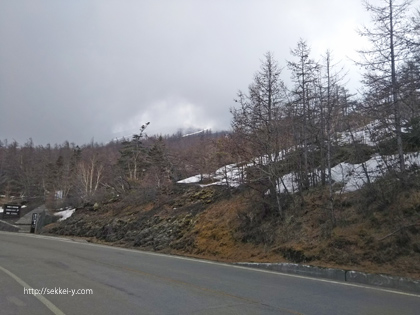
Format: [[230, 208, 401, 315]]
[[54, 208, 76, 221], [337, 119, 408, 146], [177, 164, 245, 187], [277, 152, 420, 194], [177, 118, 420, 195], [178, 152, 420, 194]]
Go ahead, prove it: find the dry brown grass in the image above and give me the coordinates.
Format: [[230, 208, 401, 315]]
[[183, 186, 420, 279]]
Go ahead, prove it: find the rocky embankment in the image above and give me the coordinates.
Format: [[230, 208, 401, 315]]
[[44, 186, 227, 254]]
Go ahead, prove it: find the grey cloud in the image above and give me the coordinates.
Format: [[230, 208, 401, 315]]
[[0, 0, 368, 145]]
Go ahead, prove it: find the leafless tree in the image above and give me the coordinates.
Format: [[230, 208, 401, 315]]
[[317, 50, 348, 224], [231, 52, 290, 216], [77, 152, 104, 201], [287, 39, 320, 191], [357, 0, 416, 175]]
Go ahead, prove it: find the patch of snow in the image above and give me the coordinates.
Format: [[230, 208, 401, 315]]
[[205, 164, 244, 187], [277, 152, 420, 194], [182, 129, 210, 137], [177, 163, 246, 188], [54, 208, 76, 221], [338, 119, 391, 146], [177, 175, 205, 184], [337, 119, 411, 147]]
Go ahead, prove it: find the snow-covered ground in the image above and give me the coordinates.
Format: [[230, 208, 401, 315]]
[[337, 119, 408, 146], [178, 152, 420, 194], [277, 152, 420, 194], [54, 208, 76, 221], [177, 118, 420, 194], [177, 163, 245, 187]]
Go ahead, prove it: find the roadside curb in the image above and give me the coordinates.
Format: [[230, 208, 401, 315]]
[[0, 220, 20, 232], [234, 262, 420, 294]]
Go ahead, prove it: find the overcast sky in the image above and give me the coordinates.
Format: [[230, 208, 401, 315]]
[[0, 0, 374, 146]]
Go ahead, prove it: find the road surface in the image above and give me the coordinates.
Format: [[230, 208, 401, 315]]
[[0, 231, 419, 314]]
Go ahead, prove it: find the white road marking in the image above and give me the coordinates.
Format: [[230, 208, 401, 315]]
[[0, 264, 66, 315]]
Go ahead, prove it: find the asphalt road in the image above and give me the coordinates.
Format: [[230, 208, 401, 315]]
[[0, 232, 419, 315]]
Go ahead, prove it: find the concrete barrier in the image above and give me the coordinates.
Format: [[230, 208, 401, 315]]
[[235, 262, 346, 281], [346, 270, 420, 293], [234, 262, 420, 294]]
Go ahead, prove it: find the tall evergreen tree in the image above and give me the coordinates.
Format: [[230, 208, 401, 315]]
[[118, 123, 150, 185]]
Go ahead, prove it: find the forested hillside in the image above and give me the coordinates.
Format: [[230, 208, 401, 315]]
[[1, 0, 420, 278]]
